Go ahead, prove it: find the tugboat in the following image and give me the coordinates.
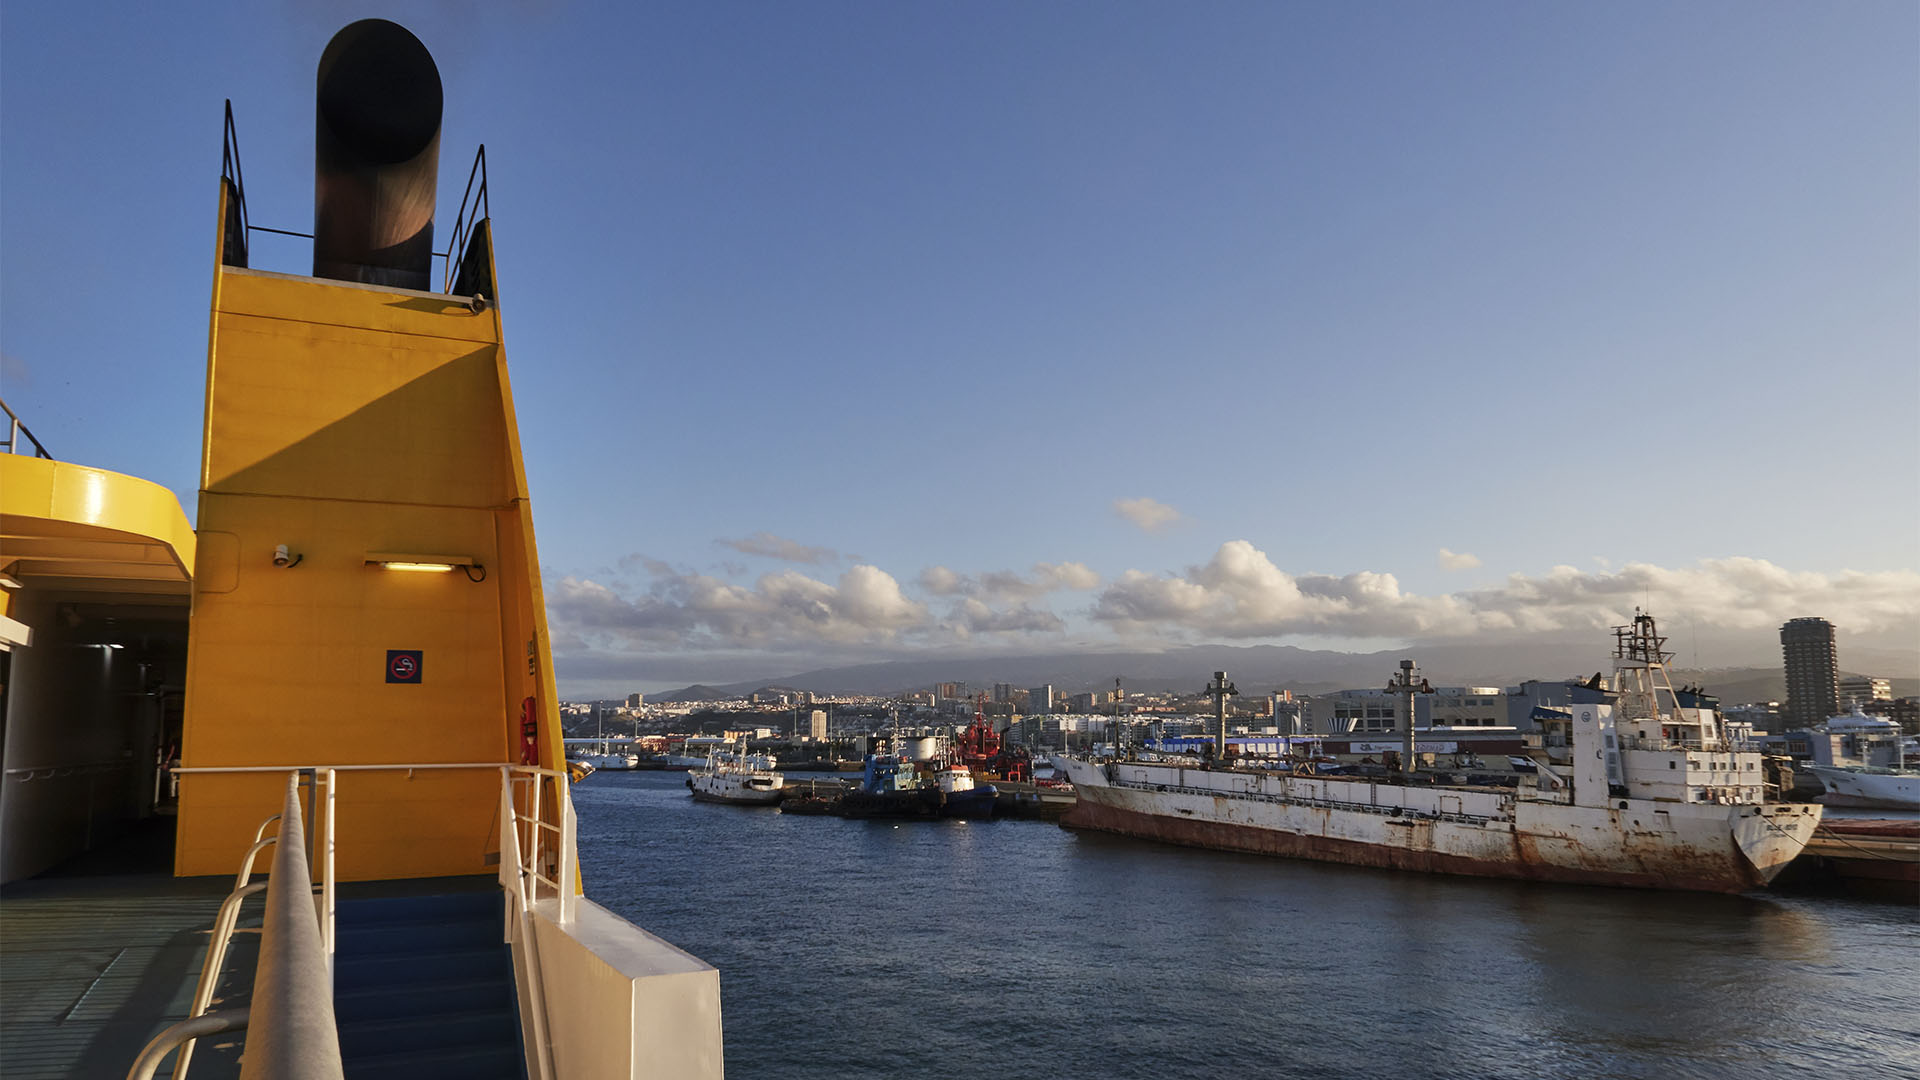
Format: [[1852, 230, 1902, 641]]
[[837, 746, 943, 819], [928, 760, 999, 819]]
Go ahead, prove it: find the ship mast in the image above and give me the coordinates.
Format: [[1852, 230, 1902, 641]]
[[1205, 671, 1238, 761], [1386, 659, 1434, 776]]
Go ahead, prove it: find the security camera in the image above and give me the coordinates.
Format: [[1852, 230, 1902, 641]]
[[272, 545, 301, 568]]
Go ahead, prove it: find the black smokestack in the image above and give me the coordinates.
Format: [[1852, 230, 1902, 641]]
[[313, 19, 442, 290]]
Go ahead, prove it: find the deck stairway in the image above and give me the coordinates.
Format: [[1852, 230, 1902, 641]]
[[332, 889, 525, 1079]]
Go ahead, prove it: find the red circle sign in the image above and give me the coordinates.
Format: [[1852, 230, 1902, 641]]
[[390, 654, 417, 679]]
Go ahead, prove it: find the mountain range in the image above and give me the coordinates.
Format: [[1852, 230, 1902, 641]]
[[645, 641, 1919, 704]]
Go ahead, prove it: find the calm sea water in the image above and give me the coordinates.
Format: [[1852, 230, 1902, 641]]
[[573, 771, 1918, 1080]]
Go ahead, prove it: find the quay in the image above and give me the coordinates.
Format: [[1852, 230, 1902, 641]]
[[1776, 819, 1920, 903], [768, 777, 1078, 820]]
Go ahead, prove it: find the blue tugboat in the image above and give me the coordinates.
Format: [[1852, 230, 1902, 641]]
[[837, 751, 943, 819], [834, 740, 999, 820]]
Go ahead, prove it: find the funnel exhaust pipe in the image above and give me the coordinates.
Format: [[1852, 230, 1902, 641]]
[[313, 19, 441, 290]]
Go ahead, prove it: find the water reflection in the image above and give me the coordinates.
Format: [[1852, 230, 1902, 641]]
[[573, 771, 1919, 1080]]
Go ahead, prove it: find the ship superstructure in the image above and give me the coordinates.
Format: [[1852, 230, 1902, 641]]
[[1058, 613, 1822, 893], [0, 20, 723, 1079]]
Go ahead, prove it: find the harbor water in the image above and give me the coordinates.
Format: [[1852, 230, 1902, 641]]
[[575, 772, 1917, 1080]]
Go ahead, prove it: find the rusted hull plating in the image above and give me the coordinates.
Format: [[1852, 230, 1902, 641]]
[[1058, 759, 1820, 894]]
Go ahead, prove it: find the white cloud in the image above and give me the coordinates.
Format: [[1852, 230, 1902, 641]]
[[1114, 496, 1181, 532], [917, 561, 1099, 602], [716, 531, 839, 565], [1438, 548, 1482, 571], [552, 559, 1081, 657], [1093, 541, 1920, 644]]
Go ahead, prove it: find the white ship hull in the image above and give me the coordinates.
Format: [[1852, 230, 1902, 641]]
[[1058, 757, 1820, 893], [1803, 764, 1920, 811], [687, 768, 784, 805]]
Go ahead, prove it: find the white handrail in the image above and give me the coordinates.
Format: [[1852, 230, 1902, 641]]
[[126, 1010, 249, 1080], [499, 768, 557, 1080], [238, 774, 344, 1079], [165, 760, 578, 1080]]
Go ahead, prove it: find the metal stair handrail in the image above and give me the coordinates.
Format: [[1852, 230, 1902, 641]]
[[237, 773, 345, 1079], [126, 1010, 250, 1080], [164, 761, 580, 1080], [167, 810, 281, 1080]]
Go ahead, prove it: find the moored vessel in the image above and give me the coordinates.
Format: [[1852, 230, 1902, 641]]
[[1058, 613, 1822, 893], [1798, 706, 1918, 810], [687, 748, 786, 806]]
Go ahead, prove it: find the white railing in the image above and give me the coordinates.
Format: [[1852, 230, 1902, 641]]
[[136, 772, 344, 1080], [163, 761, 579, 1080], [497, 765, 576, 1080]]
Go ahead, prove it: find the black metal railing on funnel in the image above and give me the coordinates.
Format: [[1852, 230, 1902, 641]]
[[221, 100, 250, 268], [443, 144, 492, 299]]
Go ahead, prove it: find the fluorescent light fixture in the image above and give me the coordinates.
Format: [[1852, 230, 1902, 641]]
[[364, 553, 484, 578], [0, 574, 20, 590]]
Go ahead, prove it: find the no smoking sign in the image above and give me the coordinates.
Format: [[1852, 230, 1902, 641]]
[[386, 649, 423, 684]]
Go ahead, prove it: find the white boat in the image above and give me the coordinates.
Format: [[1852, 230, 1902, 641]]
[[1802, 764, 1919, 810], [1800, 705, 1917, 810], [1057, 613, 1821, 893], [687, 748, 785, 806]]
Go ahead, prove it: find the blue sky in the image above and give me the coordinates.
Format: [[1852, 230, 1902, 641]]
[[3, 3, 1915, 693]]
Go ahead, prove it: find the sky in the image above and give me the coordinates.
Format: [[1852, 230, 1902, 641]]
[[3, 2, 1916, 695]]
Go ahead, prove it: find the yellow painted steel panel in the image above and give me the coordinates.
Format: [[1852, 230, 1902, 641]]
[[180, 224, 559, 882], [0, 455, 195, 583], [217, 268, 500, 343]]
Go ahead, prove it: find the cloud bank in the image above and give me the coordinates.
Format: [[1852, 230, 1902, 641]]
[[716, 531, 839, 565], [1114, 497, 1181, 531], [550, 540, 1919, 685], [1092, 541, 1920, 643]]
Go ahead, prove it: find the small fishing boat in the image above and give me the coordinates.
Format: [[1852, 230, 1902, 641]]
[[687, 748, 785, 806]]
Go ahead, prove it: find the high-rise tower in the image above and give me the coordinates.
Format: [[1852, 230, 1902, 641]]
[[1780, 617, 1839, 730]]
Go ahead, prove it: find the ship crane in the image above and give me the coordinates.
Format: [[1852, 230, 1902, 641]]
[[1386, 659, 1436, 776], [1204, 671, 1238, 761]]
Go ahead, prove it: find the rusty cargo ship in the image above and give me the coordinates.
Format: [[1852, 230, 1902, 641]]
[[1058, 614, 1822, 893]]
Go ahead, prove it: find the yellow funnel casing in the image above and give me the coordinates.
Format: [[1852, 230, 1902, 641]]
[[177, 184, 562, 880]]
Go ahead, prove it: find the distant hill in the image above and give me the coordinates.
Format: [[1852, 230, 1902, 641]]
[[645, 642, 1919, 704], [648, 684, 734, 704], [647, 641, 1662, 701]]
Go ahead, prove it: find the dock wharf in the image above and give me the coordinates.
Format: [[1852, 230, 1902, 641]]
[[1776, 818, 1918, 903], [766, 778, 1078, 820]]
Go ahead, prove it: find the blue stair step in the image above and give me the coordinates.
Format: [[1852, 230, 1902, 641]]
[[334, 973, 516, 1022], [334, 944, 511, 991], [337, 1006, 521, 1058], [340, 1039, 524, 1080], [336, 891, 502, 927], [336, 918, 502, 955], [330, 891, 525, 1080]]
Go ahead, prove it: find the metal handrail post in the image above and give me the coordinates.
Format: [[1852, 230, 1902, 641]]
[[237, 773, 344, 1079], [557, 777, 578, 923], [320, 768, 336, 972], [126, 1009, 249, 1080], [233, 837, 276, 893], [171, 880, 266, 1080], [498, 769, 556, 1080]]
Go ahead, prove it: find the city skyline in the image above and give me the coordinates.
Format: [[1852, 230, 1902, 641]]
[[3, 3, 1915, 696]]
